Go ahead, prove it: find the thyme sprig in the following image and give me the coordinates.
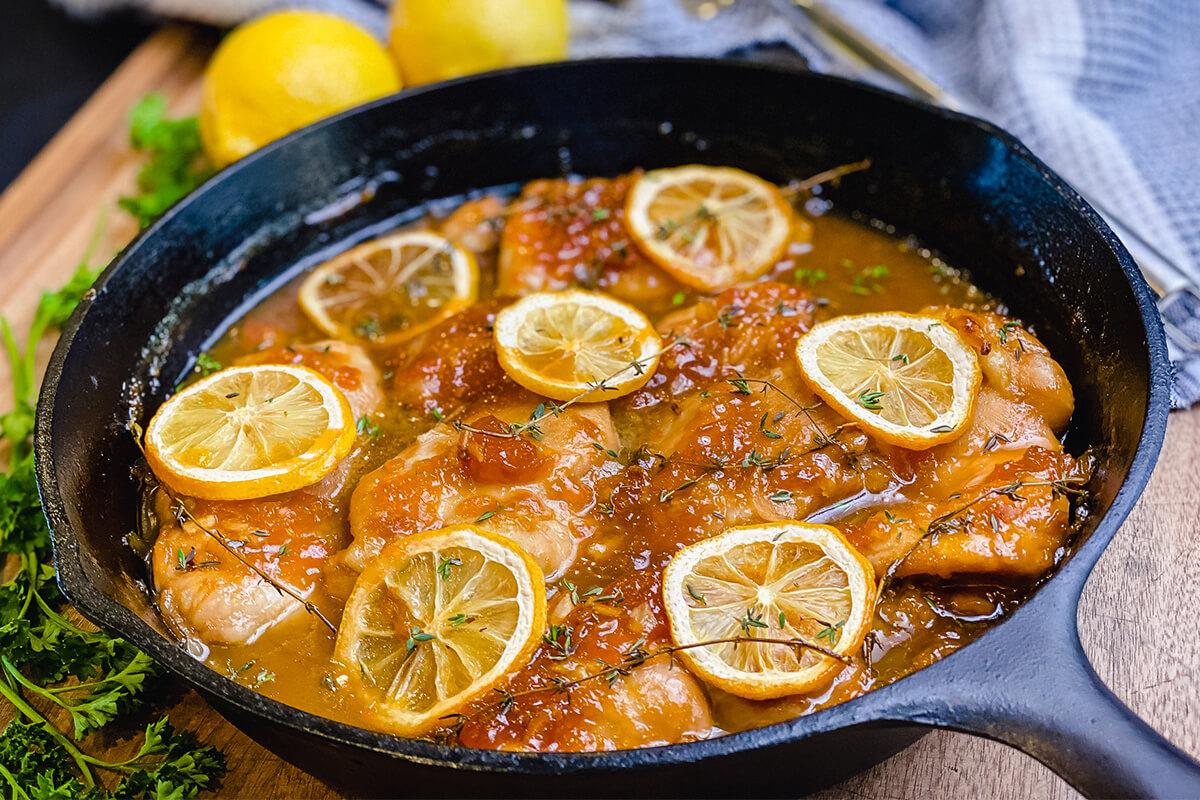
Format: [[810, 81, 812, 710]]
[[439, 633, 852, 735], [861, 475, 1090, 664], [782, 159, 873, 197], [131, 424, 337, 635], [725, 374, 858, 464]]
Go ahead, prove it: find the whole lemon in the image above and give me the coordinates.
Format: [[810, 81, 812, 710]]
[[201, 11, 401, 167], [389, 0, 568, 86]]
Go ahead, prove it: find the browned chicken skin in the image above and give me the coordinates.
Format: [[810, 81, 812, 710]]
[[342, 403, 618, 582], [149, 174, 1092, 752], [499, 174, 684, 310]]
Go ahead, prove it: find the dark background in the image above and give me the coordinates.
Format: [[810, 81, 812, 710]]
[[0, 0, 151, 189]]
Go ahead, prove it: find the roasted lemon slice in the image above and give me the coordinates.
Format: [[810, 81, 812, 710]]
[[493, 289, 663, 402], [794, 312, 981, 450], [662, 522, 875, 700], [144, 364, 355, 500], [298, 231, 477, 347], [334, 525, 546, 735], [624, 165, 793, 292]]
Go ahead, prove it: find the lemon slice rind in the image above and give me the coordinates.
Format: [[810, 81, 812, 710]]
[[662, 521, 875, 700], [144, 364, 355, 500], [493, 289, 663, 402], [794, 312, 981, 450]]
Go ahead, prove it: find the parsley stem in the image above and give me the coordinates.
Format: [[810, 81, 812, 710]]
[[0, 661, 95, 788], [0, 763, 32, 800]]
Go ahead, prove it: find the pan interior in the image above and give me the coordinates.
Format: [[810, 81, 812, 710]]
[[40, 60, 1161, 773]]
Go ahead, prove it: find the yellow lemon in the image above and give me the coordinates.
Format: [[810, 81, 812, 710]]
[[201, 11, 401, 167], [794, 312, 981, 450], [334, 525, 547, 735], [662, 521, 875, 700], [388, 0, 568, 86], [144, 365, 355, 501]]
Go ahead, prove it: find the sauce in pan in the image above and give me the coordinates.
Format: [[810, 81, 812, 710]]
[[140, 166, 1090, 751]]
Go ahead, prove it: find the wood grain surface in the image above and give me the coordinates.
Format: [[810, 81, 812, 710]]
[[2, 26, 1196, 799]]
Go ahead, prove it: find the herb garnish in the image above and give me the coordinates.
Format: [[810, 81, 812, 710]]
[[998, 320, 1023, 345], [117, 93, 213, 228], [846, 264, 890, 295], [737, 606, 770, 636], [542, 625, 576, 660], [195, 352, 222, 376], [758, 412, 784, 440], [475, 506, 505, 523], [436, 555, 462, 579], [0, 254, 225, 796], [794, 267, 828, 287], [858, 389, 885, 409], [352, 318, 382, 339], [356, 415, 381, 438], [816, 621, 845, 645]]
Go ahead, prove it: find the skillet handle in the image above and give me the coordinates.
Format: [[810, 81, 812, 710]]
[[882, 598, 1200, 799]]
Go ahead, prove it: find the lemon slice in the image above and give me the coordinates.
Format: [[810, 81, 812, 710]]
[[144, 365, 355, 500], [493, 289, 663, 402], [662, 522, 875, 700], [298, 231, 478, 347], [624, 165, 793, 292], [334, 525, 546, 735], [794, 312, 981, 450]]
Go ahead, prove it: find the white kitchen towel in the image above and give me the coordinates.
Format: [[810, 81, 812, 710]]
[[53, 0, 1200, 405]]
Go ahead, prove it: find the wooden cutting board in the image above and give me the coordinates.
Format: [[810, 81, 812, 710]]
[[2, 24, 1197, 800]]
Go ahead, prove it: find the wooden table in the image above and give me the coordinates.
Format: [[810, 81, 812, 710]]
[[2, 25, 1197, 799]]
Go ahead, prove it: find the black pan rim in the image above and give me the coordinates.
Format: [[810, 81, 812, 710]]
[[35, 57, 1172, 774]]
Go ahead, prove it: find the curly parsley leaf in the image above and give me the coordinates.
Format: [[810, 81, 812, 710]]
[[0, 249, 225, 797]]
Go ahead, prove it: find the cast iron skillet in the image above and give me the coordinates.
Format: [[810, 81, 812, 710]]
[[35, 59, 1197, 798]]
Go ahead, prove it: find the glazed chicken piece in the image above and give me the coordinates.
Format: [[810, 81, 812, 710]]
[[612, 281, 904, 547], [845, 311, 1088, 580], [340, 403, 619, 582], [387, 299, 532, 417], [621, 281, 816, 411], [498, 174, 683, 310], [234, 339, 383, 419], [633, 388, 910, 550], [457, 597, 713, 751], [438, 195, 506, 254], [846, 446, 1089, 580], [151, 489, 342, 646], [930, 307, 1074, 432]]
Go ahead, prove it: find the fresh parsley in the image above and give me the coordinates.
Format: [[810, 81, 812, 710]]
[[117, 93, 212, 229], [0, 244, 224, 796]]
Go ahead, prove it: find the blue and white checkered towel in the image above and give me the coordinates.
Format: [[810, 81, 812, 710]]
[[56, 0, 1200, 406]]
